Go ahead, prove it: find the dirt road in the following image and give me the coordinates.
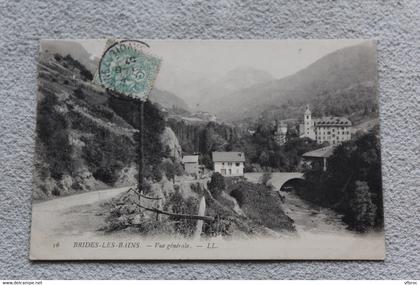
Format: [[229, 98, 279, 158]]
[[31, 187, 130, 238]]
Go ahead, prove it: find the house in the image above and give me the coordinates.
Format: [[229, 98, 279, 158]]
[[212, 152, 245, 177], [300, 105, 352, 146], [301, 145, 335, 172], [182, 155, 199, 175]]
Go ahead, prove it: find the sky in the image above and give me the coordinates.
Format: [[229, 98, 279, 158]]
[[79, 39, 370, 100]]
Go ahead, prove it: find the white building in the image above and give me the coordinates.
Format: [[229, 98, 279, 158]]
[[274, 120, 288, 145], [182, 155, 199, 176], [300, 105, 352, 146], [212, 152, 245, 177]]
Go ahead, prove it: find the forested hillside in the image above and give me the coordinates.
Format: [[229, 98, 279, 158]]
[[34, 51, 170, 199], [166, 118, 241, 168], [206, 42, 378, 123]]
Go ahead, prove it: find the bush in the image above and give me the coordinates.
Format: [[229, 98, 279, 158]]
[[166, 192, 199, 237]]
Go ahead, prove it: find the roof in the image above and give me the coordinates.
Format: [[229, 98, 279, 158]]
[[182, 155, 199, 163], [302, 146, 335, 158], [314, 117, 352, 127], [212, 152, 245, 162]]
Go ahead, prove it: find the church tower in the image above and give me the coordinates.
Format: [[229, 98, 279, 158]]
[[304, 105, 316, 140]]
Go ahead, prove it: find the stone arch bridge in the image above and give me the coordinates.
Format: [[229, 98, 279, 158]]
[[244, 172, 305, 190]]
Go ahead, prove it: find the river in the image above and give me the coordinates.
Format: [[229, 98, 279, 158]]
[[244, 172, 348, 235]]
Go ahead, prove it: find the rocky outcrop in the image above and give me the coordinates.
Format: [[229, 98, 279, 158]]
[[160, 127, 182, 161]]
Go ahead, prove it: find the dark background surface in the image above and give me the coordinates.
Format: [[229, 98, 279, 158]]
[[0, 0, 418, 279]]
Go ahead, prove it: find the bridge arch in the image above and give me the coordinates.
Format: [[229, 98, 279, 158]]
[[278, 177, 306, 192], [266, 172, 305, 191]]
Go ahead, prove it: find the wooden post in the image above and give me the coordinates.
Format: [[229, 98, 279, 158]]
[[173, 147, 176, 183]]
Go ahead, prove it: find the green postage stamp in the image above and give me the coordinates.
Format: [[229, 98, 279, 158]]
[[93, 39, 161, 100]]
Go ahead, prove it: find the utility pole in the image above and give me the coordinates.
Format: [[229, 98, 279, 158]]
[[94, 39, 160, 208], [138, 100, 145, 203]]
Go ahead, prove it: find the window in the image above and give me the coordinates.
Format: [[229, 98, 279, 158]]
[[222, 162, 225, 166], [221, 169, 226, 175], [228, 169, 232, 175], [228, 162, 232, 166], [236, 162, 240, 167], [306, 116, 309, 119]]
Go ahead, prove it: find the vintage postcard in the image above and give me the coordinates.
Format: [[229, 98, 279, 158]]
[[30, 39, 385, 260]]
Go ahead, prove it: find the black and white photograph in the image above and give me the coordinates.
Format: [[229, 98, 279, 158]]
[[30, 39, 385, 260]]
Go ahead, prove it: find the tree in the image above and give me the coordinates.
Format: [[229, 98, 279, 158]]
[[173, 161, 185, 176], [199, 154, 214, 170], [258, 151, 270, 166], [36, 93, 73, 180], [348, 181, 377, 232], [207, 172, 226, 198], [260, 172, 273, 189], [301, 128, 383, 232], [160, 159, 175, 180]]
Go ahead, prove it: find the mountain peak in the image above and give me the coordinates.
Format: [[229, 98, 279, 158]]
[[212, 43, 378, 122]]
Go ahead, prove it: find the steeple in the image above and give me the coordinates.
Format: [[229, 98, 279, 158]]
[[304, 105, 311, 123], [303, 105, 315, 140], [304, 105, 311, 117]]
